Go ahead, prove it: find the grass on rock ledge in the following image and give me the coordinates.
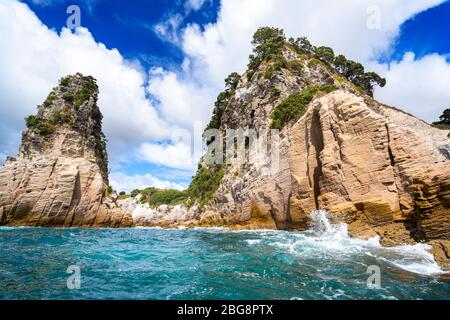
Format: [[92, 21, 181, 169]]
[[271, 84, 337, 129]]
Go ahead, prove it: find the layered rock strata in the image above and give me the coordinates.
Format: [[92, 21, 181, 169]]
[[0, 73, 132, 227]]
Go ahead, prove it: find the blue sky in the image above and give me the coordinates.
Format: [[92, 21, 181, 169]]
[[391, 0, 450, 61], [23, 0, 450, 68], [23, 0, 450, 66], [1, 0, 450, 192], [22, 0, 220, 69]]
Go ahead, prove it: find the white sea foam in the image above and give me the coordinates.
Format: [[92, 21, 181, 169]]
[[384, 243, 447, 275], [0, 226, 34, 230], [134, 226, 164, 230], [264, 210, 447, 276], [245, 239, 262, 245]]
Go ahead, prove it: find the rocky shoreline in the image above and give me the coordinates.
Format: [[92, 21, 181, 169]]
[[0, 42, 449, 269]]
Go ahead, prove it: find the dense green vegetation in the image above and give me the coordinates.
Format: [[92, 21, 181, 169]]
[[271, 85, 337, 129], [131, 187, 190, 208], [271, 87, 281, 100], [248, 27, 285, 70], [287, 60, 304, 76], [433, 108, 450, 127], [264, 65, 274, 79], [25, 115, 55, 135], [292, 41, 386, 97], [25, 75, 99, 136], [187, 166, 224, 207], [49, 107, 73, 125], [59, 76, 70, 87], [96, 132, 109, 164], [131, 165, 225, 208], [247, 27, 287, 80], [205, 72, 240, 132], [247, 27, 386, 97], [432, 108, 450, 135], [42, 93, 57, 108], [61, 75, 98, 110]]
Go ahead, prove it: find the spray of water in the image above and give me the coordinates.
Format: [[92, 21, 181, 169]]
[[305, 210, 446, 275], [310, 209, 335, 235]]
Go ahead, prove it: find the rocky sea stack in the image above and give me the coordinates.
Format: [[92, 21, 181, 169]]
[[0, 73, 132, 227]]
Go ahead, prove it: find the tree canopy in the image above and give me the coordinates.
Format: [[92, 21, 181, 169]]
[[205, 72, 241, 132], [433, 108, 450, 126], [246, 27, 386, 97]]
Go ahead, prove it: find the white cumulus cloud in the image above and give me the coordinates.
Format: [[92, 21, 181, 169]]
[[374, 52, 450, 122], [138, 141, 197, 170], [158, 0, 449, 125], [1, 0, 449, 191], [109, 172, 187, 193], [0, 0, 174, 165]]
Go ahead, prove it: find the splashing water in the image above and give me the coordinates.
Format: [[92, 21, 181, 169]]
[[296, 210, 446, 276], [311, 209, 347, 235]]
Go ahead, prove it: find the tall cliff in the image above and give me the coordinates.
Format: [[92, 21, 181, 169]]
[[127, 35, 450, 259], [199, 46, 450, 245], [0, 73, 133, 227]]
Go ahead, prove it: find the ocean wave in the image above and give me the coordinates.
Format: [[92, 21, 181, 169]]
[[262, 210, 447, 276]]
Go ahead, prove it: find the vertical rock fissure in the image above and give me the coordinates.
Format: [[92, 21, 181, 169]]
[[68, 172, 82, 213], [385, 123, 396, 167], [310, 110, 324, 209], [305, 123, 313, 196]]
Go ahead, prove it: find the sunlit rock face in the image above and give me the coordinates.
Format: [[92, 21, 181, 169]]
[[195, 47, 449, 245], [0, 73, 132, 227], [126, 46, 449, 247]]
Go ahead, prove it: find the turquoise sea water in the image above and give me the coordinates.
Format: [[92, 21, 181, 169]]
[[1, 212, 449, 300]]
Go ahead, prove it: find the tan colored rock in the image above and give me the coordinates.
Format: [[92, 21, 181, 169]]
[[0, 74, 132, 227], [373, 224, 417, 247], [96, 44, 449, 251], [348, 221, 378, 240], [429, 240, 450, 271], [412, 168, 450, 240], [188, 46, 450, 247]]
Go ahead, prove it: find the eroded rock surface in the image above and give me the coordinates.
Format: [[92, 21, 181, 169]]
[[127, 46, 449, 267], [0, 74, 132, 227]]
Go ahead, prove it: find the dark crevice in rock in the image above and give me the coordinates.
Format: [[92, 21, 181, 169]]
[[305, 123, 313, 195], [68, 172, 82, 213], [262, 193, 282, 229], [439, 148, 450, 160], [49, 159, 58, 177], [385, 123, 423, 241], [0, 208, 6, 225], [285, 191, 294, 230], [310, 109, 324, 209], [385, 123, 396, 167]]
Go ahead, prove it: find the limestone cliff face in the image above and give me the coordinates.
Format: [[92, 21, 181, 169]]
[[191, 46, 450, 247], [0, 73, 132, 227], [126, 46, 450, 244]]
